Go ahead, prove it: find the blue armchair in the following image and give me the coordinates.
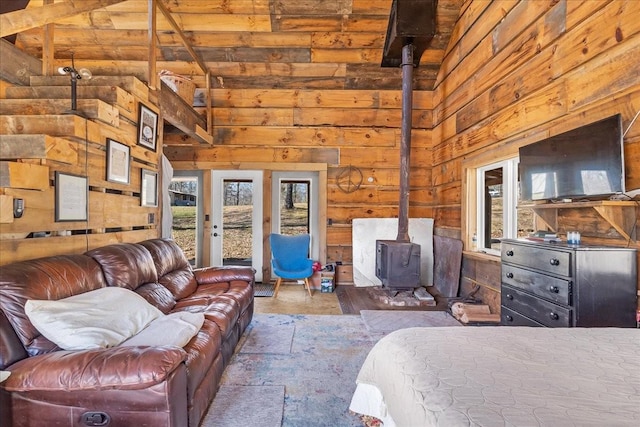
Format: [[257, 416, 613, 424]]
[[269, 233, 314, 297]]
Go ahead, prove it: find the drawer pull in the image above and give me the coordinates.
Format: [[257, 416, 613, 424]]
[[505, 315, 513, 322], [505, 293, 513, 301], [506, 272, 514, 279], [549, 258, 560, 266], [506, 250, 514, 257], [548, 286, 559, 293], [549, 312, 559, 320]]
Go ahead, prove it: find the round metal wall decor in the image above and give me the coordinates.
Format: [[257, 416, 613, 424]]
[[336, 165, 363, 193]]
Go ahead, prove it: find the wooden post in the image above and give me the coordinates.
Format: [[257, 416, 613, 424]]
[[148, 0, 157, 90], [206, 71, 212, 135], [42, 0, 54, 76]]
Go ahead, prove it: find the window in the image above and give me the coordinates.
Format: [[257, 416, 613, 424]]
[[465, 156, 535, 256]]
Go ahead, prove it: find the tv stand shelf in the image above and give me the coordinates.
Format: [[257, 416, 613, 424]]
[[518, 200, 637, 241]]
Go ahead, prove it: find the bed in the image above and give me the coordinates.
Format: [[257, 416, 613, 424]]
[[349, 327, 640, 426]]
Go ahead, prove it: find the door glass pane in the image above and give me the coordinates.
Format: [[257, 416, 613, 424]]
[[223, 179, 253, 266], [279, 181, 309, 235], [484, 167, 503, 251], [170, 177, 197, 265]]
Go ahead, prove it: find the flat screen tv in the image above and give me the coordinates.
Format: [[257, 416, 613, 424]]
[[519, 114, 625, 202]]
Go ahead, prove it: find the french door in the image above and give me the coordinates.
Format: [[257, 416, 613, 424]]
[[211, 171, 263, 282], [271, 171, 319, 262]]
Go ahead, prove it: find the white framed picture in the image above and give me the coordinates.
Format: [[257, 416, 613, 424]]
[[141, 169, 158, 207], [55, 172, 88, 222], [106, 138, 130, 184]]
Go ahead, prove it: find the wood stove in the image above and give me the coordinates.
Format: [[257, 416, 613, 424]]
[[375, 239, 421, 291], [375, 0, 436, 294]]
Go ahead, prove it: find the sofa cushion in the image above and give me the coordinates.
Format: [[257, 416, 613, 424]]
[[25, 287, 163, 350], [174, 296, 241, 340], [135, 282, 176, 313], [138, 238, 192, 277], [120, 312, 204, 348], [191, 280, 254, 314], [86, 243, 158, 291], [139, 239, 198, 299], [0, 254, 107, 357]]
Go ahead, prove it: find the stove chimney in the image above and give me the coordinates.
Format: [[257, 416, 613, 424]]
[[396, 42, 413, 243], [375, 0, 436, 293]]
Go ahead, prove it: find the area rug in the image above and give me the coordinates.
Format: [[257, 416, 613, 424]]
[[200, 385, 284, 427], [211, 314, 385, 427], [360, 309, 461, 333], [254, 282, 275, 297], [239, 316, 295, 354]]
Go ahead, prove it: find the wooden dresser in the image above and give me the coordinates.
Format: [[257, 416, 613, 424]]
[[500, 239, 637, 327]]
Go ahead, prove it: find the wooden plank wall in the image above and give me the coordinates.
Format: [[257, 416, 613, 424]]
[[0, 74, 162, 265], [431, 0, 640, 311], [165, 88, 436, 269]]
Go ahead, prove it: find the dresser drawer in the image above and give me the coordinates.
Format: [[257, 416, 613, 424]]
[[502, 243, 571, 277], [501, 306, 544, 327], [502, 265, 571, 305], [502, 285, 571, 327]]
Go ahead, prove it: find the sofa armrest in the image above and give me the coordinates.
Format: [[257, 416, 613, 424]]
[[2, 346, 186, 392], [193, 266, 255, 285]]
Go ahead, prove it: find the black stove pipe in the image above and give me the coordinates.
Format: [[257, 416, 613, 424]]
[[396, 41, 414, 243]]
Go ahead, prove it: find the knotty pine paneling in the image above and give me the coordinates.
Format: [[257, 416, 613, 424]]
[[165, 145, 339, 165], [15, 0, 463, 93], [206, 88, 433, 110], [328, 186, 404, 206], [432, 0, 640, 297], [209, 126, 397, 147], [178, 66, 435, 269], [328, 166, 431, 187], [326, 224, 353, 246]]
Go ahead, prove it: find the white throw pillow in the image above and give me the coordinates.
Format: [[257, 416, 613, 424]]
[[25, 287, 163, 350], [120, 311, 205, 348]]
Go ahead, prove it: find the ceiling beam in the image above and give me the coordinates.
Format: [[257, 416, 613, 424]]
[[153, 0, 212, 136], [0, 0, 127, 38], [154, 0, 208, 76]]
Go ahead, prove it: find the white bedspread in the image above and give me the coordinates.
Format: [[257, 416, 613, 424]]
[[350, 327, 640, 426]]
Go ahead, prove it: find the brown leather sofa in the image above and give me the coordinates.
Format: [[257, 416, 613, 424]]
[[0, 238, 255, 427]]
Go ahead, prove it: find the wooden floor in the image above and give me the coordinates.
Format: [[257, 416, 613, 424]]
[[254, 283, 449, 315], [254, 282, 343, 315]]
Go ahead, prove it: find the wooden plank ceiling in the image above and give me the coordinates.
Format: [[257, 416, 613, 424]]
[[9, 0, 463, 91]]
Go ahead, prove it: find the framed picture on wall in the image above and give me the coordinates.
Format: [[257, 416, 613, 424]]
[[106, 138, 130, 184], [137, 103, 158, 150], [141, 169, 158, 207], [55, 172, 88, 222]]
